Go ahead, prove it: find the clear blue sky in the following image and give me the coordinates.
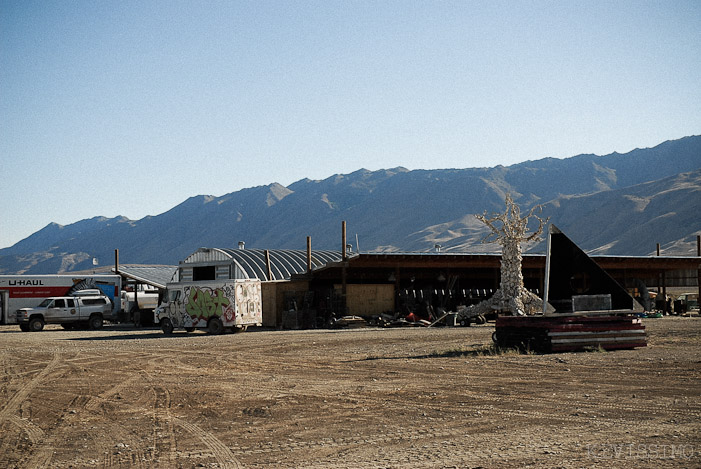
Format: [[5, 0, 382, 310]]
[[1, 0, 700, 249]]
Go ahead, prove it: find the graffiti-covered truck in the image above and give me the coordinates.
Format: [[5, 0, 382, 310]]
[[155, 280, 262, 334]]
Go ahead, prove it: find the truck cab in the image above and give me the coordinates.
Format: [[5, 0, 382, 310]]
[[16, 291, 112, 332]]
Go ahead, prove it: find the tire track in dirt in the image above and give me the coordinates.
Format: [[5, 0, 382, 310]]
[[133, 352, 245, 468], [173, 416, 243, 469], [85, 375, 141, 412], [496, 393, 701, 419], [6, 414, 44, 443], [145, 353, 205, 373], [24, 388, 149, 469], [0, 352, 61, 469], [135, 365, 243, 469], [228, 425, 473, 458], [138, 367, 181, 466], [151, 384, 177, 466], [0, 351, 61, 420], [8, 355, 150, 469]]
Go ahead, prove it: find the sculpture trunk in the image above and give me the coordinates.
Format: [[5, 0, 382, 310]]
[[455, 194, 549, 322], [500, 239, 524, 300]]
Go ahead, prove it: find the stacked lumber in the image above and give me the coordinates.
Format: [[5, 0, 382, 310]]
[[494, 315, 646, 353]]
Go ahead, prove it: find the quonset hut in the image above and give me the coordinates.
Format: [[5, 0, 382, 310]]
[[173, 247, 343, 326], [175, 247, 342, 282]]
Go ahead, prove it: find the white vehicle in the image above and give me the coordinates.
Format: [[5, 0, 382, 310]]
[[0, 275, 121, 324], [121, 287, 159, 312], [16, 291, 112, 332], [120, 285, 160, 325], [155, 280, 262, 334]]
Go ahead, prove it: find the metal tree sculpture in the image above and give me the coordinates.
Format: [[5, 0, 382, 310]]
[[460, 194, 549, 319]]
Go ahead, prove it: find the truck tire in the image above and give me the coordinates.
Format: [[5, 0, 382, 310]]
[[161, 318, 174, 335], [29, 317, 44, 332], [19, 323, 30, 332], [88, 314, 103, 330], [207, 317, 224, 335]]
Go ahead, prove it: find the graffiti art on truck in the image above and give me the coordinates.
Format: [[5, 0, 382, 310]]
[[185, 287, 231, 321]]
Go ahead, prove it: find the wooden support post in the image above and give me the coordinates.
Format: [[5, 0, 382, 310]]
[[265, 250, 272, 281], [342, 221, 347, 261], [306, 237, 312, 273], [341, 221, 347, 312], [657, 244, 668, 312], [656, 243, 661, 294], [394, 267, 400, 312], [697, 235, 700, 309]]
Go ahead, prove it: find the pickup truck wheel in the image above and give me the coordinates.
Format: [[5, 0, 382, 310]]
[[161, 318, 174, 335], [19, 323, 30, 332], [88, 315, 103, 330], [207, 317, 224, 335], [28, 317, 44, 332]]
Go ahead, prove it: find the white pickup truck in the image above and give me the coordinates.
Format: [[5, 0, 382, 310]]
[[16, 290, 112, 332]]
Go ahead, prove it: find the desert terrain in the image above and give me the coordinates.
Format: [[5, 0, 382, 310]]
[[1, 317, 699, 468]]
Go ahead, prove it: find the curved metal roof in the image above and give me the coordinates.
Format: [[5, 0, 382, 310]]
[[182, 248, 343, 281], [113, 265, 178, 289]]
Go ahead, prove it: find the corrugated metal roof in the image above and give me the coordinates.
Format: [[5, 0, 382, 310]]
[[112, 265, 178, 289], [182, 248, 343, 281]]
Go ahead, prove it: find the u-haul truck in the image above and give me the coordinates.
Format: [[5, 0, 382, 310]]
[[0, 275, 122, 324], [155, 279, 262, 334]]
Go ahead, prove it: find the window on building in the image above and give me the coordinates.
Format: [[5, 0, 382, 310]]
[[193, 266, 216, 281]]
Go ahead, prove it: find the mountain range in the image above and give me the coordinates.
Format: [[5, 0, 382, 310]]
[[2, 135, 700, 274]]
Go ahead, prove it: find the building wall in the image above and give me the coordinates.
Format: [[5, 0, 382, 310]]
[[336, 283, 395, 316], [261, 280, 310, 327]]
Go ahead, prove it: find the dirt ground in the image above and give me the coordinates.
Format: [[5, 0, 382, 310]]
[[1, 317, 699, 468]]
